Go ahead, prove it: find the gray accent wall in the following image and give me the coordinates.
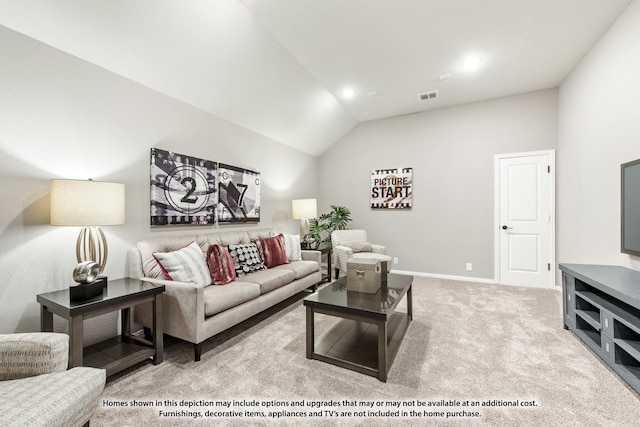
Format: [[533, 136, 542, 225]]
[[558, 0, 640, 272], [319, 90, 558, 280], [0, 27, 318, 338]]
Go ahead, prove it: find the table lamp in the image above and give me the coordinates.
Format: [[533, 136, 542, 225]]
[[50, 179, 125, 278], [292, 198, 317, 247]]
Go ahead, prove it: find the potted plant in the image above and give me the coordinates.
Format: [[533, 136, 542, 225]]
[[307, 205, 352, 249]]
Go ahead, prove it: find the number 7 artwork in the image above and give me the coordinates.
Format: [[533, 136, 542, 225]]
[[150, 148, 218, 226], [218, 163, 261, 223]]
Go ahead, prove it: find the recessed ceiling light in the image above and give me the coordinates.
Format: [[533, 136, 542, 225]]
[[463, 56, 482, 71], [342, 88, 356, 98]]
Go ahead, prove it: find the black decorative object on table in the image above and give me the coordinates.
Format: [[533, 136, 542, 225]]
[[70, 261, 107, 302]]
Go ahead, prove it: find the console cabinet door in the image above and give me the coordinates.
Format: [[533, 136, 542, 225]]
[[601, 309, 614, 337], [563, 273, 576, 329], [602, 335, 614, 362]]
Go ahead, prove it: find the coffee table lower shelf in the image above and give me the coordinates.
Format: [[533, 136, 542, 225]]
[[309, 312, 410, 381]]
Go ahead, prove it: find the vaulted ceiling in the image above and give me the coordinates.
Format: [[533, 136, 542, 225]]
[[0, 0, 632, 156]]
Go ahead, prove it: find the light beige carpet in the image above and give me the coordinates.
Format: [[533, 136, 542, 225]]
[[92, 276, 640, 426]]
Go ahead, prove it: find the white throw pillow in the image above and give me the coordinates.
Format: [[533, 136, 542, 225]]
[[282, 234, 302, 261], [153, 241, 212, 285]]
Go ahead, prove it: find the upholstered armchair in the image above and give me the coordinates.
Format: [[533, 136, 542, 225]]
[[331, 229, 392, 277], [0, 333, 106, 427]]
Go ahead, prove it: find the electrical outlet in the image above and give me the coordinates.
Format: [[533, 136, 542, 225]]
[[393, 257, 399, 264], [466, 263, 473, 271]]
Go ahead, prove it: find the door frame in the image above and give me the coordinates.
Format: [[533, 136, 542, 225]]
[[493, 149, 556, 288]]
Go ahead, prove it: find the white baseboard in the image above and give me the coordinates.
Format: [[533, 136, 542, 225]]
[[390, 269, 497, 284]]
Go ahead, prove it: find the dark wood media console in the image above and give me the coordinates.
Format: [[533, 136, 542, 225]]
[[560, 264, 640, 394]]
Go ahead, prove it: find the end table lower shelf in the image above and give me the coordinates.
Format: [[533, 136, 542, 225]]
[[83, 335, 158, 377]]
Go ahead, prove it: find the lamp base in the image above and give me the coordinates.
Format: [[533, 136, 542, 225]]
[[70, 276, 107, 302]]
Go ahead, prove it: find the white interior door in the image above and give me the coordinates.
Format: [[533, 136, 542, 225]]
[[495, 151, 554, 288]]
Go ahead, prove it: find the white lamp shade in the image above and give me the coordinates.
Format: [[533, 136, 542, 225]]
[[291, 198, 317, 220], [50, 179, 125, 226]]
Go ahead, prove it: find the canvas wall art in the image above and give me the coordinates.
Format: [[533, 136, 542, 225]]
[[150, 148, 218, 225], [218, 163, 261, 223], [370, 167, 413, 209]]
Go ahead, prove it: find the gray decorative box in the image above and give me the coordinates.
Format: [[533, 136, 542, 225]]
[[347, 259, 385, 294]]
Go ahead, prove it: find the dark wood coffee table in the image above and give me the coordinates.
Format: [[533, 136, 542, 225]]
[[303, 273, 413, 382]]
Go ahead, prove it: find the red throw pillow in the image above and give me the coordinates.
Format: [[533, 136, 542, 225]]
[[254, 234, 289, 268], [206, 244, 236, 285]]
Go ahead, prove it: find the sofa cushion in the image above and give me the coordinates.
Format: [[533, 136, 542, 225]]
[[153, 241, 212, 285], [273, 260, 319, 280], [206, 231, 249, 247], [228, 243, 267, 277], [254, 234, 289, 268], [206, 244, 236, 285], [203, 281, 261, 316], [204, 229, 271, 247], [239, 268, 295, 294]]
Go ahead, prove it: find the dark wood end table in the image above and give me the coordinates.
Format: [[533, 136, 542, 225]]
[[37, 277, 165, 377]]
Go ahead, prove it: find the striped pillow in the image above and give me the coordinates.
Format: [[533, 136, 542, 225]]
[[206, 244, 236, 285], [153, 241, 212, 285]]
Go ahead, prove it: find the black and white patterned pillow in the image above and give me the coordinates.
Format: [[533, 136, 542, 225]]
[[228, 243, 267, 277]]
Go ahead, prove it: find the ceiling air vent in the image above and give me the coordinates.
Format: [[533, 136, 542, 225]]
[[418, 90, 439, 101]]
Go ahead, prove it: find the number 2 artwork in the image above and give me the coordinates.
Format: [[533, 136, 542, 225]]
[[150, 148, 217, 226]]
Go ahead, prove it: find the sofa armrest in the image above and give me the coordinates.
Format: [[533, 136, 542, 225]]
[[127, 247, 144, 279], [301, 249, 321, 264], [371, 244, 386, 254], [134, 278, 207, 344], [333, 245, 354, 275], [0, 333, 69, 380]]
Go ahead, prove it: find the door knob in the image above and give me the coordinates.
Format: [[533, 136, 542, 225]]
[[501, 225, 513, 230]]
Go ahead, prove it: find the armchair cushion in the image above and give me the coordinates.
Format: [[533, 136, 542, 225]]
[[345, 241, 372, 253], [1, 367, 105, 427], [0, 333, 68, 380], [0, 333, 106, 427]]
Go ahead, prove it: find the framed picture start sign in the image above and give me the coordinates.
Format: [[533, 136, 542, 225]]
[[370, 167, 413, 209], [150, 148, 261, 226]]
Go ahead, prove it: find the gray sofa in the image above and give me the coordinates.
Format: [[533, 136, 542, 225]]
[[0, 333, 105, 427], [128, 228, 321, 361]]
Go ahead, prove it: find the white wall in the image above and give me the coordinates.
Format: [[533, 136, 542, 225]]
[[0, 27, 318, 339], [319, 89, 558, 280], [558, 0, 640, 271]]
